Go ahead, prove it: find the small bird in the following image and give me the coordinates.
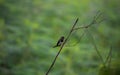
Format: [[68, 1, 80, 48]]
[[53, 36, 65, 48]]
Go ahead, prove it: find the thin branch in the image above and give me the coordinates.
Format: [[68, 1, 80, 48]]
[[45, 18, 79, 75], [69, 31, 85, 46], [73, 11, 106, 66], [85, 29, 106, 67], [73, 11, 103, 30], [105, 46, 112, 66]]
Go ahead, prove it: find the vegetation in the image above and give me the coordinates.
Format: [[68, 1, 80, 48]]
[[0, 0, 119, 75]]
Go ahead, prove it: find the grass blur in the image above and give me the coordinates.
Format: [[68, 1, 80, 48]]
[[0, 0, 120, 75]]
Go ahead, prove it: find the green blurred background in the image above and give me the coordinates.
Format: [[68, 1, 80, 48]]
[[0, 0, 120, 75]]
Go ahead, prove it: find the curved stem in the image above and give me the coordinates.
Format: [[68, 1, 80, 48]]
[[85, 28, 106, 67]]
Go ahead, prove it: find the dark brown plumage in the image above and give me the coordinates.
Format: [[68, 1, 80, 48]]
[[53, 36, 64, 48]]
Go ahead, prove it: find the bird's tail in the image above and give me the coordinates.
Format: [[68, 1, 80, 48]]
[[53, 45, 58, 48]]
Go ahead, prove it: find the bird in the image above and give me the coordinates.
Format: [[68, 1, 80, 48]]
[[53, 36, 65, 48]]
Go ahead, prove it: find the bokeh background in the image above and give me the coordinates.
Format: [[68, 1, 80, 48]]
[[0, 0, 120, 75]]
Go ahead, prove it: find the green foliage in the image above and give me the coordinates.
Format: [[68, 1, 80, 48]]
[[0, 0, 119, 75]]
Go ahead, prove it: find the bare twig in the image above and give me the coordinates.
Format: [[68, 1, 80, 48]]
[[45, 18, 79, 75], [73, 11, 103, 30], [67, 15, 98, 46], [105, 46, 112, 66], [70, 31, 85, 46], [70, 11, 106, 66], [85, 29, 106, 67]]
